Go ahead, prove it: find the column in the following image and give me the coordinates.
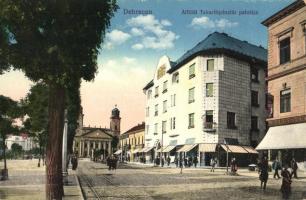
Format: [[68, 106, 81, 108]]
[[87, 140, 90, 157], [98, 141, 101, 150], [93, 141, 96, 150], [103, 142, 106, 159], [79, 140, 82, 157], [108, 141, 111, 155], [82, 141, 85, 157]]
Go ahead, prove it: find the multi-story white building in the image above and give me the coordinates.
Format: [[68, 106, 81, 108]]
[[143, 32, 267, 166]]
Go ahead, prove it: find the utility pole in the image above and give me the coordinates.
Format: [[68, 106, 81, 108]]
[[224, 139, 229, 174], [62, 110, 68, 184]]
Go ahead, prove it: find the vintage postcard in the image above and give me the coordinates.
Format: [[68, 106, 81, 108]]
[[0, 0, 305, 199]]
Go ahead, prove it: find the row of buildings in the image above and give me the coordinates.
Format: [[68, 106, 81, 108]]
[[116, 0, 306, 167], [74, 0, 306, 168]]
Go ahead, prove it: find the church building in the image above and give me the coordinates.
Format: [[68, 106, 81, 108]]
[[73, 106, 121, 159]]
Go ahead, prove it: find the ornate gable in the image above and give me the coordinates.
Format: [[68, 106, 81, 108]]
[[82, 129, 113, 139]]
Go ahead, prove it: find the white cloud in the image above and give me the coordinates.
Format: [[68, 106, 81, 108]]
[[126, 15, 178, 50], [123, 56, 136, 64], [161, 19, 172, 26], [190, 16, 238, 29], [131, 43, 144, 50], [130, 27, 145, 36], [105, 29, 131, 49]]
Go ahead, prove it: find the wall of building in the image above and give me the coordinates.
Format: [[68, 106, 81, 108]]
[[266, 5, 306, 124]]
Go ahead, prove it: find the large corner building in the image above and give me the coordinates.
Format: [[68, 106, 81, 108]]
[[143, 32, 267, 166]]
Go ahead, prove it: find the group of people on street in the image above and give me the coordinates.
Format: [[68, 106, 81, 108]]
[[258, 157, 299, 199], [106, 155, 118, 171], [174, 156, 198, 168]]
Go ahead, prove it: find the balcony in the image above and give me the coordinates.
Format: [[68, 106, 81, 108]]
[[203, 122, 216, 132]]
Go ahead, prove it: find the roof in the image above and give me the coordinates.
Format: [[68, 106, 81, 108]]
[[168, 32, 267, 73], [122, 122, 145, 135], [143, 80, 154, 91], [262, 0, 305, 27], [77, 127, 114, 138]]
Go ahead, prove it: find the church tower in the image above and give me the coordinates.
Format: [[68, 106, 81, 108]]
[[110, 105, 121, 136]]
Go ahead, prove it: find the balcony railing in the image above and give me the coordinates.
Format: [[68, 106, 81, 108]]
[[203, 122, 216, 132]]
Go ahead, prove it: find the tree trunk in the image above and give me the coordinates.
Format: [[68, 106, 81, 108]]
[[3, 139, 7, 170], [45, 84, 65, 200]]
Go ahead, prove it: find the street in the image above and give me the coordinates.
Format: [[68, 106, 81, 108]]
[[77, 160, 306, 200]]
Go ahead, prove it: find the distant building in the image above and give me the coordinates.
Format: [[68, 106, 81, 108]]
[[118, 122, 145, 162], [5, 133, 37, 151], [143, 32, 266, 166], [73, 106, 121, 159], [257, 0, 306, 165]]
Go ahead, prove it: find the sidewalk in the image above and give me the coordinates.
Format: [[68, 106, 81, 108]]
[[0, 159, 83, 200]]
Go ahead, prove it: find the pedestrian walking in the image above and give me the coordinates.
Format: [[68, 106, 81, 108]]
[[107, 156, 111, 170], [290, 158, 298, 179], [272, 159, 281, 179], [193, 156, 198, 168], [210, 157, 216, 172], [259, 157, 269, 190], [174, 157, 178, 168], [188, 156, 192, 167], [230, 157, 238, 174], [71, 155, 78, 170], [167, 156, 170, 166], [161, 157, 164, 167], [179, 158, 183, 174], [281, 164, 292, 199], [184, 157, 188, 168]]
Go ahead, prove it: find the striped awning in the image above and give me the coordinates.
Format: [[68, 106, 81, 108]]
[[114, 149, 122, 155], [221, 145, 248, 154], [142, 146, 154, 153], [199, 143, 217, 152], [177, 144, 198, 152], [242, 146, 258, 154], [132, 148, 141, 154], [162, 145, 176, 153], [156, 146, 166, 153]]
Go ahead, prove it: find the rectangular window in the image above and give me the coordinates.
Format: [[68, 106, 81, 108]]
[[251, 90, 259, 107], [251, 116, 258, 131], [189, 63, 195, 79], [146, 107, 150, 117], [147, 90, 152, 99], [280, 89, 291, 113], [204, 110, 213, 129], [170, 117, 176, 130], [279, 37, 291, 64], [171, 94, 176, 107], [155, 86, 159, 97], [155, 104, 158, 116], [188, 113, 195, 128], [227, 112, 236, 129], [251, 68, 259, 82], [163, 100, 167, 113], [206, 83, 213, 97], [207, 59, 214, 71], [188, 87, 195, 103], [163, 81, 168, 93], [162, 121, 167, 133], [154, 123, 158, 135], [146, 125, 149, 134], [172, 72, 179, 83]]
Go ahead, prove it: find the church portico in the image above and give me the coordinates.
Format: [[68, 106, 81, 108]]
[[73, 106, 121, 160]]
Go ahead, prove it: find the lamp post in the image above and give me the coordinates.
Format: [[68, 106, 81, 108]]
[[224, 139, 229, 174], [62, 109, 68, 184]]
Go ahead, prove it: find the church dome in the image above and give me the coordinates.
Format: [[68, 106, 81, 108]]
[[111, 106, 120, 118]]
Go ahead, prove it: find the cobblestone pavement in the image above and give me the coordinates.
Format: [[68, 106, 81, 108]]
[[78, 160, 306, 200]]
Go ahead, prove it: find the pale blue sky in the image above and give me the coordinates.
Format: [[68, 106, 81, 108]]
[[0, 0, 294, 132]]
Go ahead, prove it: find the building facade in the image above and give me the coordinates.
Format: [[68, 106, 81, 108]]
[[73, 106, 121, 159], [118, 122, 145, 162], [257, 0, 306, 165], [143, 32, 267, 166], [5, 133, 37, 151]]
